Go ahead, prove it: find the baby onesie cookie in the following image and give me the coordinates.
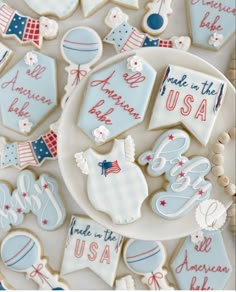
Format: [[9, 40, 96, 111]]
[[139, 129, 212, 220], [61, 27, 103, 108], [124, 239, 173, 290], [0, 2, 58, 49], [149, 65, 227, 145], [0, 274, 14, 290], [0, 120, 59, 169], [0, 42, 12, 73], [0, 169, 66, 231], [0, 51, 57, 135], [24, 0, 79, 19], [104, 7, 191, 53], [115, 275, 135, 290], [1, 230, 69, 290], [81, 0, 139, 17], [186, 0, 236, 50], [75, 136, 148, 224], [170, 230, 232, 290], [61, 215, 123, 287], [142, 0, 173, 36], [78, 55, 156, 143]]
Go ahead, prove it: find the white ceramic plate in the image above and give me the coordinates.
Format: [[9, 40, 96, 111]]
[[58, 48, 235, 241]]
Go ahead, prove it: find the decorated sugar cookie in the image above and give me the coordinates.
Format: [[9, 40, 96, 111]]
[[149, 65, 227, 145], [1, 230, 69, 290], [104, 7, 191, 53], [0, 274, 14, 290], [115, 275, 135, 290], [0, 2, 58, 49], [78, 55, 156, 143], [75, 136, 148, 224], [81, 0, 139, 17], [0, 120, 59, 169], [124, 239, 173, 290], [61, 215, 123, 286], [142, 0, 173, 36], [61, 27, 103, 108], [170, 230, 232, 290], [139, 129, 212, 220], [0, 51, 57, 135], [186, 0, 236, 50], [24, 0, 79, 19], [0, 169, 66, 232], [0, 42, 12, 73]]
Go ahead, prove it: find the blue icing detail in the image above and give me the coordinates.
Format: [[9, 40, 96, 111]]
[[6, 13, 27, 40], [143, 36, 160, 47], [1, 143, 18, 167], [32, 137, 53, 163], [0, 51, 57, 134], [147, 13, 164, 30], [0, 282, 6, 290]]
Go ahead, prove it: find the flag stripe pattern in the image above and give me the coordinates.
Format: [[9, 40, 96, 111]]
[[0, 4, 14, 33]]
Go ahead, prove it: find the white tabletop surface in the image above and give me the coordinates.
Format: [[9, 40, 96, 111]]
[[0, 0, 235, 290]]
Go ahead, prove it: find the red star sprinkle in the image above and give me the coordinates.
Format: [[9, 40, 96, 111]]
[[179, 172, 185, 177], [198, 189, 204, 195], [5, 205, 10, 210], [168, 134, 174, 140], [43, 184, 48, 189], [17, 208, 22, 213], [42, 220, 48, 225], [146, 155, 152, 161], [22, 192, 27, 197], [178, 161, 184, 166], [160, 200, 167, 206]]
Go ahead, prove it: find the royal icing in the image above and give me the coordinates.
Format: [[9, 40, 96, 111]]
[[78, 55, 156, 143], [0, 120, 59, 169], [0, 274, 14, 290], [0, 51, 57, 135], [0, 170, 66, 232], [61, 27, 103, 108], [0, 42, 12, 73], [186, 0, 236, 50], [1, 230, 69, 290], [149, 65, 227, 145], [115, 275, 135, 290], [0, 2, 58, 48], [81, 0, 139, 17], [24, 0, 79, 19], [138, 129, 212, 220], [61, 215, 123, 286], [75, 136, 148, 224], [18, 118, 33, 134], [142, 0, 173, 36], [170, 231, 232, 290], [124, 239, 173, 290], [104, 7, 191, 53]]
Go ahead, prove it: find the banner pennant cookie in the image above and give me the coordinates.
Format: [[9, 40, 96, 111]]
[[61, 216, 123, 287]]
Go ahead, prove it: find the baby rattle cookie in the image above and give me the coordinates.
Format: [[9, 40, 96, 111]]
[[104, 7, 191, 53], [1, 230, 69, 290], [0, 51, 57, 135], [124, 239, 173, 290], [75, 136, 148, 224], [24, 0, 79, 19], [0, 2, 58, 49], [115, 275, 135, 290], [142, 0, 173, 36], [0, 42, 12, 73], [138, 129, 212, 220], [61, 26, 103, 108], [0, 169, 66, 232], [226, 51, 236, 88]]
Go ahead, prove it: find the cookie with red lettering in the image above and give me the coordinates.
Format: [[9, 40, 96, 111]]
[[0, 51, 57, 135], [61, 215, 123, 287], [186, 0, 236, 50], [0, 42, 12, 73], [170, 230, 233, 290]]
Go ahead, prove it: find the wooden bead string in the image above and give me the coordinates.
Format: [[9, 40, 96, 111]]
[[226, 51, 236, 88], [211, 127, 236, 237]]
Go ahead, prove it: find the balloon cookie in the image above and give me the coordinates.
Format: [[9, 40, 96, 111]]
[[0, 51, 57, 135], [124, 239, 173, 290], [139, 129, 212, 220], [1, 230, 69, 290], [115, 275, 135, 290], [0, 42, 12, 73], [0, 169, 66, 232], [61, 27, 103, 108], [104, 7, 191, 53], [24, 0, 79, 19], [0, 2, 58, 49], [142, 0, 173, 36]]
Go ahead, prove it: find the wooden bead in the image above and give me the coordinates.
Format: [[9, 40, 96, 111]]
[[225, 183, 236, 196], [217, 175, 229, 187], [229, 127, 236, 139], [218, 132, 230, 144], [212, 166, 224, 177], [213, 142, 224, 153], [212, 154, 224, 165]]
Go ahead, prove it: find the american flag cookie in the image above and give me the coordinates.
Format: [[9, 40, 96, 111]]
[[0, 2, 58, 49], [75, 136, 148, 225], [0, 42, 12, 73], [104, 7, 191, 53]]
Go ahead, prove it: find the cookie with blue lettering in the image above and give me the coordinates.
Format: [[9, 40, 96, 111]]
[[1, 230, 69, 290], [0, 42, 12, 73], [138, 129, 212, 220]]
